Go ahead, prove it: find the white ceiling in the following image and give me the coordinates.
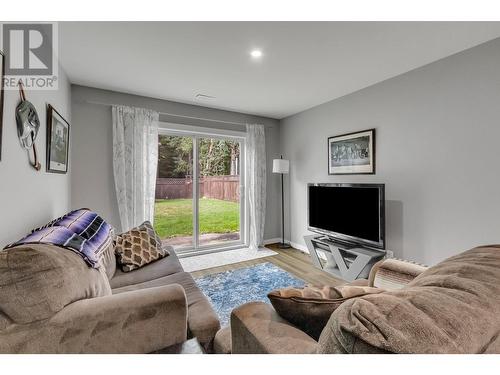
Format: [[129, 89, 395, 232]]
[[59, 22, 500, 119]]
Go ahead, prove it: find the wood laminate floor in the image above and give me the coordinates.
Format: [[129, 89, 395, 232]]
[[190, 243, 345, 286]]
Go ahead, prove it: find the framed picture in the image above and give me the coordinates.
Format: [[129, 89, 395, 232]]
[[46, 104, 70, 174], [0, 50, 5, 161], [328, 128, 375, 175]]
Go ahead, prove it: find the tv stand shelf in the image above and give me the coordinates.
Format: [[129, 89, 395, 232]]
[[304, 235, 385, 282]]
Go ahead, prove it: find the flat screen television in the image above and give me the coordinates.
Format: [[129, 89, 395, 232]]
[[308, 183, 385, 249]]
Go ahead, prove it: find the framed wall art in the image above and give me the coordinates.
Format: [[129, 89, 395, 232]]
[[46, 104, 70, 174], [328, 128, 375, 175]]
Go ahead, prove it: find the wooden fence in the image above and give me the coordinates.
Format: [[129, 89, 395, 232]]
[[155, 176, 240, 202], [155, 178, 193, 200]]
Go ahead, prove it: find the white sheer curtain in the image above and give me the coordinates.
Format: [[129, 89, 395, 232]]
[[112, 105, 159, 232], [246, 124, 267, 250]]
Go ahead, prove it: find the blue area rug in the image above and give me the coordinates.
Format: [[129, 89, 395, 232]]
[[195, 262, 305, 327]]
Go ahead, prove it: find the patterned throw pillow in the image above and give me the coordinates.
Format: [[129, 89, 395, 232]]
[[114, 221, 169, 272]]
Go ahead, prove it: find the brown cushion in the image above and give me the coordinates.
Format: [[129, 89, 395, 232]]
[[268, 285, 383, 340], [0, 244, 111, 324], [114, 221, 169, 272]]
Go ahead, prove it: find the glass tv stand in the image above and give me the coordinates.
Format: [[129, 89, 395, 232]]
[[304, 235, 386, 282]]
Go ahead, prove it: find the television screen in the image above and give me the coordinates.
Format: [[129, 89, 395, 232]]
[[308, 184, 384, 248]]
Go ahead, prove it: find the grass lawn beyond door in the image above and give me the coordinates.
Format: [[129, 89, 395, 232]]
[[154, 198, 240, 239]]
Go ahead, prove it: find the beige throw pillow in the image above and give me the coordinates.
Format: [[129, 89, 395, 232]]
[[114, 221, 169, 272]]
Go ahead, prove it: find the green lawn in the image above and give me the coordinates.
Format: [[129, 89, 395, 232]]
[[154, 198, 240, 238]]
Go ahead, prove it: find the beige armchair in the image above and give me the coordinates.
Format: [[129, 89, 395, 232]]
[[215, 257, 428, 354]]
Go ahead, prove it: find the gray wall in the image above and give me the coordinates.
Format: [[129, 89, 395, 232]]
[[71, 85, 281, 240], [0, 66, 72, 247], [280, 38, 500, 266]]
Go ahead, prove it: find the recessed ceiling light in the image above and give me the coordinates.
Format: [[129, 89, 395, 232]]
[[250, 49, 263, 58]]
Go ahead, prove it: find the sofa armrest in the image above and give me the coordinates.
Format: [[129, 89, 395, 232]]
[[348, 278, 370, 287], [52, 284, 188, 353], [230, 302, 317, 354], [0, 284, 188, 353], [368, 258, 428, 289]]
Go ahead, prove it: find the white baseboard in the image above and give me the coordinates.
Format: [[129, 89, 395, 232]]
[[290, 241, 309, 253], [263, 238, 282, 245], [264, 237, 310, 254]]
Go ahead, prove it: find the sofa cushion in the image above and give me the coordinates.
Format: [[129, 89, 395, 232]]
[[268, 285, 382, 340], [318, 245, 500, 354], [114, 221, 169, 272], [109, 245, 181, 289], [112, 271, 220, 347], [0, 244, 111, 324]]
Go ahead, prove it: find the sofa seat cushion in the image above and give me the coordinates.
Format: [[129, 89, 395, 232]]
[[0, 244, 111, 324], [109, 245, 181, 289], [318, 245, 500, 354], [112, 271, 220, 347]]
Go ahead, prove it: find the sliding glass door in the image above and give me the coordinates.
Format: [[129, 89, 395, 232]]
[[155, 129, 245, 253], [155, 135, 194, 250], [198, 137, 241, 247]]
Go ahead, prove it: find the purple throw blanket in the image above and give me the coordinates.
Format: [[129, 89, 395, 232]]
[[5, 209, 113, 268]]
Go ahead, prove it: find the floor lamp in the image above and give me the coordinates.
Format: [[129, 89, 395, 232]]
[[273, 156, 291, 249]]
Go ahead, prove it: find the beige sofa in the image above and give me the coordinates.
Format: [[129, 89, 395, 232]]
[[0, 241, 220, 353], [216, 245, 500, 354]]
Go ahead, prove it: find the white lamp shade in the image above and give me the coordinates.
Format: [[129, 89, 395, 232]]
[[273, 159, 289, 174]]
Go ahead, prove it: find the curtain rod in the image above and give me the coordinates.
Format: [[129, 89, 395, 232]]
[[84, 100, 268, 128]]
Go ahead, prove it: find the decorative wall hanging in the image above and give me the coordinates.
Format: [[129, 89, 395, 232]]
[[15, 81, 41, 170], [46, 104, 70, 174], [0, 50, 5, 161], [328, 128, 375, 175]]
